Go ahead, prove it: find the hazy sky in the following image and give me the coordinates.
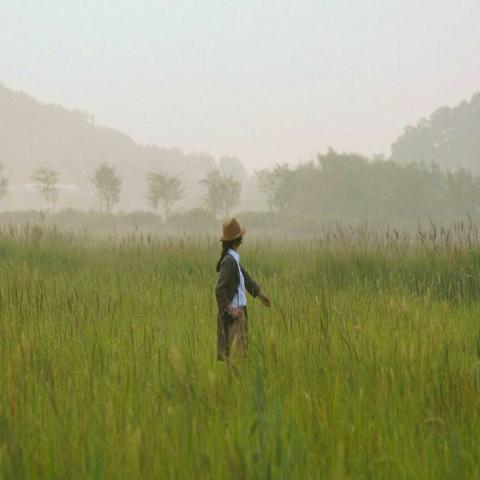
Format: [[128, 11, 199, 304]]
[[1, 0, 479, 170]]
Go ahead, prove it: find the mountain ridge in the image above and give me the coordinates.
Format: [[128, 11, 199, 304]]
[[0, 82, 253, 211]]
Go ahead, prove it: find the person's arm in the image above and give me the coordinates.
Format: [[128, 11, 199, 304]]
[[241, 266, 260, 297], [241, 266, 271, 307]]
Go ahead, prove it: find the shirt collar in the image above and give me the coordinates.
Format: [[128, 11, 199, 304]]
[[227, 248, 240, 263]]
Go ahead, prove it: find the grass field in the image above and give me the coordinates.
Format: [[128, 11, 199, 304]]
[[1, 224, 480, 479]]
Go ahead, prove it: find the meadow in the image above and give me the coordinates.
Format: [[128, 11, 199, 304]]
[[1, 223, 480, 479]]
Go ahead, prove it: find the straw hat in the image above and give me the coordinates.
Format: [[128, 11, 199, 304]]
[[221, 217, 246, 242]]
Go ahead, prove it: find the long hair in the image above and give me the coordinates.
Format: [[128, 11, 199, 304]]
[[216, 237, 242, 272]]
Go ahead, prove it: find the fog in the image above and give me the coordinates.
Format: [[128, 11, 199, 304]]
[[0, 1, 479, 232]]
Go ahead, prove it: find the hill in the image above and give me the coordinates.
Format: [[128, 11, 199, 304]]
[[0, 83, 256, 212], [390, 92, 480, 172]]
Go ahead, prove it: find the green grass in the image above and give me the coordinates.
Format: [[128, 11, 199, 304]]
[[1, 225, 480, 479]]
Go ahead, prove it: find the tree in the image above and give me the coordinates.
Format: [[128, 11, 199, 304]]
[[0, 162, 8, 200], [446, 168, 480, 214], [200, 169, 241, 217], [218, 156, 248, 181], [91, 163, 122, 213], [146, 172, 184, 219], [255, 163, 294, 211], [32, 167, 59, 209]]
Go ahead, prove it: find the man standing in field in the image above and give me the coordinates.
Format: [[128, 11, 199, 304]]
[[215, 217, 271, 360]]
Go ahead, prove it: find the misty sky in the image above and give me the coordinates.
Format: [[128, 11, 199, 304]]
[[1, 0, 479, 170]]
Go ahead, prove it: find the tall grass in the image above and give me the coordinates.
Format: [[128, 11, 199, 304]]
[[1, 224, 480, 478]]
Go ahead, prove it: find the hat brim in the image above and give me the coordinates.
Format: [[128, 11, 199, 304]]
[[220, 227, 246, 242]]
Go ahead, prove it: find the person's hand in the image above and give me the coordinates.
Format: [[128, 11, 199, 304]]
[[259, 293, 271, 308], [229, 307, 243, 319]]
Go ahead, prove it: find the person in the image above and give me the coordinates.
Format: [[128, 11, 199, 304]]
[[215, 217, 271, 360]]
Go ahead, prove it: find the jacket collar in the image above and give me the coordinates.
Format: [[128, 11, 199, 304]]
[[227, 248, 240, 264]]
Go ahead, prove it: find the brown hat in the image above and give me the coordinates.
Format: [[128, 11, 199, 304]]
[[221, 217, 246, 242]]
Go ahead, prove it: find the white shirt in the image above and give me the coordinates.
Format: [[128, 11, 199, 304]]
[[228, 248, 247, 308]]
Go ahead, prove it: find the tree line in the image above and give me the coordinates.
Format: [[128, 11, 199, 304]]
[[0, 162, 243, 219], [256, 149, 480, 221], [3, 150, 480, 222]]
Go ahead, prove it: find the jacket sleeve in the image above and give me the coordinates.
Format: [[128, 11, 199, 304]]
[[215, 255, 235, 311], [241, 266, 261, 298]]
